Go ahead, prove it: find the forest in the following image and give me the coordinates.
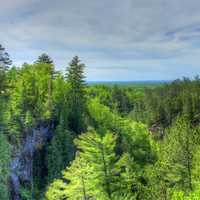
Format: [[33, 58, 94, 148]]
[[1, 44, 200, 200]]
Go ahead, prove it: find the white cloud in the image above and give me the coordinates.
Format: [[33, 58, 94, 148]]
[[1, 0, 200, 80]]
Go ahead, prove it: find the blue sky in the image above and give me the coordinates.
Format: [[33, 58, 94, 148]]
[[1, 0, 200, 81]]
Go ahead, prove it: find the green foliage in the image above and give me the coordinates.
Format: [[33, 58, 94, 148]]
[[0, 134, 11, 200], [130, 77, 200, 128], [88, 98, 154, 166], [6, 62, 55, 142], [163, 117, 196, 191], [51, 73, 69, 121], [46, 179, 67, 200], [46, 131, 138, 200], [2, 47, 200, 200], [75, 131, 119, 199], [87, 84, 141, 116], [172, 184, 200, 200], [35, 53, 53, 64], [19, 187, 32, 200], [0, 44, 12, 94], [47, 122, 75, 184], [143, 116, 200, 200], [65, 56, 87, 134]]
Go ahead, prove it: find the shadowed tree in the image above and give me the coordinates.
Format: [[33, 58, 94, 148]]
[[65, 56, 87, 134]]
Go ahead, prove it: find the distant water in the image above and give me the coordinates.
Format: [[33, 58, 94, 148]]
[[87, 80, 171, 85]]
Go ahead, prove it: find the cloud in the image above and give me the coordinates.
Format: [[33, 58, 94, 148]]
[[1, 0, 200, 80]]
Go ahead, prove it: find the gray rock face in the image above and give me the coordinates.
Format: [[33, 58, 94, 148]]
[[10, 123, 54, 200]]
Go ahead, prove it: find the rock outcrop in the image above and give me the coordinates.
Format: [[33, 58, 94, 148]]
[[10, 122, 54, 200]]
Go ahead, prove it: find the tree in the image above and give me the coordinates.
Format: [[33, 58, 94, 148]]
[[114, 153, 137, 199], [154, 116, 197, 197], [46, 179, 68, 200], [63, 155, 94, 200], [0, 44, 12, 70], [35, 53, 53, 64], [46, 129, 141, 200], [65, 56, 87, 134], [168, 117, 196, 191], [46, 155, 93, 200], [0, 134, 11, 200], [75, 131, 120, 199], [111, 85, 132, 116], [7, 62, 55, 141], [87, 98, 154, 166], [191, 131, 200, 186], [52, 73, 68, 119], [47, 120, 75, 184], [172, 184, 200, 200], [0, 44, 12, 93], [46, 131, 123, 200]]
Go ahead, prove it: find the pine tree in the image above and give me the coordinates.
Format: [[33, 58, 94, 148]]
[[0, 134, 11, 200], [62, 155, 93, 200], [114, 153, 137, 199], [46, 155, 93, 200], [0, 44, 12, 93], [45, 179, 67, 200], [46, 131, 121, 200], [161, 117, 196, 192], [65, 56, 87, 134], [172, 184, 200, 200], [88, 98, 154, 166], [0, 46, 12, 197], [35, 53, 53, 64], [7, 62, 55, 139], [47, 119, 75, 184], [0, 44, 12, 69], [75, 130, 119, 199]]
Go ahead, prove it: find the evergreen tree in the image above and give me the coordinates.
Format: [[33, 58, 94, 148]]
[[150, 117, 197, 199], [115, 153, 137, 199], [0, 134, 11, 200], [88, 98, 154, 166], [65, 56, 87, 134], [35, 53, 53, 64], [75, 131, 119, 199], [47, 155, 93, 200], [46, 131, 119, 200], [7, 62, 55, 142], [52, 73, 68, 119], [0, 44, 12, 70], [0, 44, 12, 93], [47, 120, 75, 184], [46, 130, 139, 200], [172, 184, 200, 200], [46, 179, 67, 200], [170, 117, 195, 190]]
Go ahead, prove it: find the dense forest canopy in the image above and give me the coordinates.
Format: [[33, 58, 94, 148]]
[[0, 44, 200, 200]]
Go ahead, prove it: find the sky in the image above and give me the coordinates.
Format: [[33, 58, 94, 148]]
[[1, 0, 200, 81]]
